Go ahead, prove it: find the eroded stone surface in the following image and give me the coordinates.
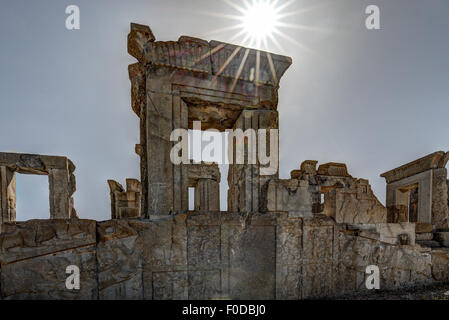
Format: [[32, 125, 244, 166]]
[[0, 213, 448, 300], [0, 219, 97, 299]]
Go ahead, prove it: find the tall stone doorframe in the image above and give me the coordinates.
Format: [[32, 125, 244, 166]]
[[127, 23, 292, 217], [381, 151, 449, 230], [0, 152, 76, 227]]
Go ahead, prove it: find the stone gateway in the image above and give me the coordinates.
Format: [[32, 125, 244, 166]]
[[0, 23, 449, 300]]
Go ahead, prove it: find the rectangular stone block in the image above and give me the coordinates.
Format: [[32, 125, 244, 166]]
[[376, 223, 415, 246], [0, 220, 96, 264], [302, 222, 334, 262], [431, 250, 449, 282], [97, 220, 143, 300], [187, 225, 220, 267], [188, 270, 221, 299], [152, 271, 188, 300], [128, 216, 187, 299], [275, 264, 301, 300], [1, 245, 97, 299], [228, 224, 276, 299], [301, 262, 333, 299]]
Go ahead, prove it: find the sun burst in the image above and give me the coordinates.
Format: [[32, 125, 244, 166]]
[[202, 0, 329, 54], [221, 0, 297, 51], [240, 0, 280, 48]]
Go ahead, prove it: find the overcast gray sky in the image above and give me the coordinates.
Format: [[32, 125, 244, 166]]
[[1, 0, 448, 221]]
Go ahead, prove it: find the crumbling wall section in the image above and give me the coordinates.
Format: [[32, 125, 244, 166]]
[[0, 214, 445, 300], [325, 179, 387, 224]]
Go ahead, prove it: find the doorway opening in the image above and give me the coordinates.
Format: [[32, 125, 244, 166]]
[[15, 174, 50, 221]]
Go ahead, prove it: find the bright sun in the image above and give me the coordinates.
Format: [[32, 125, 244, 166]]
[[211, 0, 302, 52], [206, 0, 323, 52], [241, 1, 280, 46]]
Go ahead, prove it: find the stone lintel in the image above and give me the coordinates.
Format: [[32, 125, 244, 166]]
[[152, 65, 280, 107], [187, 162, 221, 187], [128, 23, 292, 88], [317, 162, 351, 177], [381, 151, 449, 184], [0, 152, 72, 174]]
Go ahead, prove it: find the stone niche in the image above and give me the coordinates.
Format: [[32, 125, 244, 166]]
[[0, 152, 76, 228], [127, 23, 292, 217], [381, 151, 449, 231]]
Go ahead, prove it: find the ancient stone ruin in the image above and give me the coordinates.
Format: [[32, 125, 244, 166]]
[[1, 23, 449, 299]]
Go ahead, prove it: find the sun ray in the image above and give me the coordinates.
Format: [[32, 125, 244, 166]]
[[242, 0, 252, 10], [273, 0, 296, 14], [199, 11, 245, 21], [262, 37, 269, 52], [200, 0, 322, 54], [228, 28, 249, 43], [267, 32, 284, 52], [241, 32, 253, 47], [193, 43, 227, 67], [223, 0, 248, 15], [276, 22, 330, 33], [255, 50, 261, 84], [231, 48, 250, 92], [212, 46, 242, 83], [277, 1, 331, 18], [270, 0, 282, 9], [272, 29, 315, 54], [205, 23, 245, 37], [266, 52, 278, 85]]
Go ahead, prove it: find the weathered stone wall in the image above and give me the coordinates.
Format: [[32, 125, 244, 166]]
[[0, 213, 447, 300], [325, 179, 387, 224]]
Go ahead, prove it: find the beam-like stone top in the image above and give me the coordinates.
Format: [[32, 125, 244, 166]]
[[128, 23, 292, 87], [380, 151, 449, 184], [188, 162, 221, 187], [0, 152, 73, 174], [317, 162, 351, 177]]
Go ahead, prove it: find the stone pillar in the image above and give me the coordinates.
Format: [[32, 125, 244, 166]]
[[228, 109, 279, 213], [48, 168, 71, 219], [0, 166, 16, 225], [127, 23, 182, 217], [194, 179, 220, 212], [146, 85, 189, 216], [129, 62, 148, 216]]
